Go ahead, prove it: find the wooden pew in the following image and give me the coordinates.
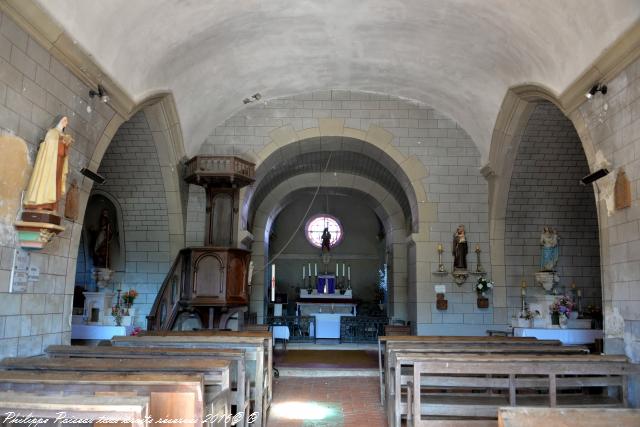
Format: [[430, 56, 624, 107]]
[[113, 331, 271, 427], [1, 357, 232, 426], [377, 335, 560, 403], [498, 407, 640, 427], [0, 392, 150, 426], [384, 325, 411, 336], [45, 344, 249, 427], [0, 371, 205, 426], [405, 354, 637, 427], [385, 343, 589, 427]]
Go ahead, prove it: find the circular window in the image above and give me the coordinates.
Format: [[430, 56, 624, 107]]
[[305, 214, 343, 248]]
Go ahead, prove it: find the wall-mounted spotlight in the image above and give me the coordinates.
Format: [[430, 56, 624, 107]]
[[89, 84, 110, 103], [242, 93, 262, 104], [80, 167, 106, 184], [580, 168, 609, 185], [585, 83, 607, 99]]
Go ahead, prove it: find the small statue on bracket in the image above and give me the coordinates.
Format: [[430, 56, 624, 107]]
[[451, 224, 469, 285]]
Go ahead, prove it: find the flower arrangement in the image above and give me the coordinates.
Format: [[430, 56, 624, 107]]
[[475, 277, 494, 295], [122, 289, 138, 307], [549, 295, 576, 316], [520, 308, 541, 320], [111, 305, 123, 326], [131, 326, 142, 336]]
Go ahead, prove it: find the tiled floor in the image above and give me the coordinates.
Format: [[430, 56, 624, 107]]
[[266, 377, 387, 427]]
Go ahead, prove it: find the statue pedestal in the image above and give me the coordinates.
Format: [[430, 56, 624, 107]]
[[535, 271, 558, 292], [83, 291, 115, 325], [92, 268, 113, 290]]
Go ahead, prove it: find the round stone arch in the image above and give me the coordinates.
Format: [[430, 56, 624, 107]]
[[485, 84, 601, 320], [249, 173, 410, 322]]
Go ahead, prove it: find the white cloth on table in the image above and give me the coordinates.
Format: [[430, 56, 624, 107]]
[[271, 325, 290, 347], [513, 327, 602, 345]]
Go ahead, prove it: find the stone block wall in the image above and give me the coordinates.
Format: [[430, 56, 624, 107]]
[[576, 57, 640, 363], [92, 111, 171, 326], [189, 90, 495, 334], [505, 102, 601, 317], [0, 12, 116, 358]]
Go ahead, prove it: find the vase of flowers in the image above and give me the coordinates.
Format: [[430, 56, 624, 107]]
[[122, 289, 138, 308], [475, 277, 493, 308], [550, 295, 575, 326]]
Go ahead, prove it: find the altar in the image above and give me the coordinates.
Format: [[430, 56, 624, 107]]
[[513, 327, 603, 345], [296, 301, 356, 338]]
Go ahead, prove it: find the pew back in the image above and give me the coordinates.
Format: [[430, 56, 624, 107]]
[[0, 371, 205, 426]]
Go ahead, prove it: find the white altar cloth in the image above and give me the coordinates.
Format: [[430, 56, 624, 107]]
[[302, 290, 353, 299], [71, 324, 133, 340], [513, 327, 602, 345], [309, 312, 355, 339]]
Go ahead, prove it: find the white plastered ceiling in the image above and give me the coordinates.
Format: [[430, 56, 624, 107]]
[[36, 0, 640, 160]]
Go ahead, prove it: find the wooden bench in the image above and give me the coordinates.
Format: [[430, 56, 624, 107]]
[[113, 331, 272, 427], [498, 407, 640, 427], [377, 335, 560, 403], [385, 343, 589, 427], [0, 392, 150, 426], [45, 344, 249, 427], [1, 357, 232, 426], [384, 325, 411, 336], [405, 354, 637, 427], [0, 371, 205, 426]]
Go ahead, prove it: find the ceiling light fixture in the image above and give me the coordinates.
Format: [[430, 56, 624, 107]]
[[89, 84, 110, 103], [243, 93, 262, 104], [585, 83, 607, 99]]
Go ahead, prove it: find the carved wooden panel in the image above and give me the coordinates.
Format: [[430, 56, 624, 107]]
[[227, 254, 246, 301], [210, 193, 233, 246], [194, 254, 224, 299]]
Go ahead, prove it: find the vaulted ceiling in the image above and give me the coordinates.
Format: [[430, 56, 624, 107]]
[[34, 0, 640, 160]]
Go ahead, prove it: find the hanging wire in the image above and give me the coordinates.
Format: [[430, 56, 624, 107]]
[[252, 152, 333, 274]]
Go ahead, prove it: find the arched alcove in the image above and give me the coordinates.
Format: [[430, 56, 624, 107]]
[[503, 101, 601, 316]]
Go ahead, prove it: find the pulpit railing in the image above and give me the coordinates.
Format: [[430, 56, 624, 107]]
[[340, 316, 389, 343], [265, 315, 317, 343], [184, 155, 255, 184]]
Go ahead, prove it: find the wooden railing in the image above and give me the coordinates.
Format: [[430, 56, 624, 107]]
[[147, 252, 185, 330], [185, 156, 255, 183]]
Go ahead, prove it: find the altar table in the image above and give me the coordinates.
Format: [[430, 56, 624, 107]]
[[513, 327, 603, 345], [71, 324, 133, 340], [297, 301, 357, 339]]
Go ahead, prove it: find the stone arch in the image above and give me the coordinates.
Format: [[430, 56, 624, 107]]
[[83, 93, 187, 256], [486, 84, 602, 323], [244, 119, 429, 235], [249, 173, 410, 322]]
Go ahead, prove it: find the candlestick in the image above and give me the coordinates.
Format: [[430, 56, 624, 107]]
[[475, 244, 480, 252], [521, 279, 527, 295], [271, 264, 275, 302], [520, 279, 527, 313], [437, 243, 446, 272], [437, 243, 444, 253]]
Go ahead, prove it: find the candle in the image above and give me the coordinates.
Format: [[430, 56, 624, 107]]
[[271, 264, 276, 302], [315, 264, 317, 276], [336, 263, 339, 276], [348, 266, 351, 280], [343, 264, 345, 277], [303, 265, 305, 279], [308, 263, 311, 277]]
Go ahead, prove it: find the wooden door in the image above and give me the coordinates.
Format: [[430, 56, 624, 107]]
[[226, 253, 247, 303]]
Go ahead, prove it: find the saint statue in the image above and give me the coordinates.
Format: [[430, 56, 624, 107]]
[[93, 208, 113, 269], [452, 224, 468, 271], [540, 226, 559, 271], [23, 116, 73, 213], [321, 227, 331, 252]]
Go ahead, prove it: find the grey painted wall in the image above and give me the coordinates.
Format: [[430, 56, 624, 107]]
[[505, 102, 601, 317], [268, 192, 385, 312], [0, 11, 116, 358]]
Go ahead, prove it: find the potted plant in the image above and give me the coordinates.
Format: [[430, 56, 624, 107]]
[[475, 277, 493, 308], [549, 295, 575, 326]]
